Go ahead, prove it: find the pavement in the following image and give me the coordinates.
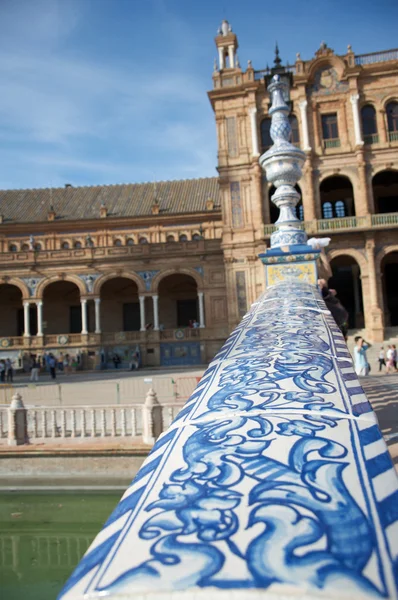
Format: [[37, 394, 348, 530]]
[[360, 373, 398, 467], [0, 366, 205, 406]]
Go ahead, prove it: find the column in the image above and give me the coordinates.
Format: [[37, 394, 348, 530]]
[[81, 299, 88, 335], [365, 239, 384, 341], [228, 45, 235, 68], [152, 295, 159, 331], [198, 292, 205, 328], [94, 298, 101, 334], [218, 47, 224, 70], [299, 100, 311, 151], [139, 295, 146, 332], [249, 107, 260, 156], [36, 301, 43, 336], [350, 94, 364, 146], [23, 301, 30, 337]]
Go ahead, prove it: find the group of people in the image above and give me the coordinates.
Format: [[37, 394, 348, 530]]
[[0, 358, 14, 383], [111, 351, 140, 371], [29, 352, 80, 381], [317, 278, 397, 379], [378, 345, 398, 374]]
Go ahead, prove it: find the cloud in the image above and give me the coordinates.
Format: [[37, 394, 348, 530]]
[[0, 1, 217, 189]]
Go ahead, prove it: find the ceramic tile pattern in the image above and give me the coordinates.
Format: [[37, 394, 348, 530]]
[[59, 282, 398, 600]]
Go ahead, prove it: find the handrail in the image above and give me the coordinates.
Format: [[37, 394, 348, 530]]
[[59, 281, 398, 599]]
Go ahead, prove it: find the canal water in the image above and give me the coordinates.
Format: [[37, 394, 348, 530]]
[[0, 491, 121, 599]]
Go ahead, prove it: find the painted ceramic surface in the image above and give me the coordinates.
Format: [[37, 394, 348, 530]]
[[59, 283, 398, 600]]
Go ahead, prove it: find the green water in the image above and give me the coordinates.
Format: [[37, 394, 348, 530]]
[[0, 491, 121, 600]]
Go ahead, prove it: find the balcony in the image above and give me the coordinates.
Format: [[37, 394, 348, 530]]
[[264, 212, 398, 237], [0, 238, 222, 267], [364, 133, 379, 145], [323, 138, 341, 149], [388, 131, 398, 143]]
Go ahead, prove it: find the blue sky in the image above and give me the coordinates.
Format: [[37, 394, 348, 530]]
[[0, 0, 397, 190]]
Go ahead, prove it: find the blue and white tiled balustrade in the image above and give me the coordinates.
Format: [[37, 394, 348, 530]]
[[60, 282, 398, 600]]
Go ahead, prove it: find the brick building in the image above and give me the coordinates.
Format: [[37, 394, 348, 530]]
[[0, 21, 397, 368]]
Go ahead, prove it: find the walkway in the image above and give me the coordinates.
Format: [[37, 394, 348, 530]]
[[0, 366, 205, 406], [361, 373, 398, 466]]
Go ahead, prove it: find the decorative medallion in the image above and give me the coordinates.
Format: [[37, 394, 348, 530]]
[[174, 329, 185, 340], [21, 277, 42, 297], [57, 335, 69, 345], [0, 338, 11, 348], [78, 274, 100, 294], [311, 66, 349, 95], [194, 266, 204, 277], [137, 270, 160, 291]]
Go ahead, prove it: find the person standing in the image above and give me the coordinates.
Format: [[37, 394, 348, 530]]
[[386, 345, 396, 374], [48, 354, 56, 379], [378, 347, 386, 372], [0, 360, 5, 383], [353, 336, 371, 377], [392, 345, 397, 371], [30, 355, 40, 382], [5, 358, 13, 383]]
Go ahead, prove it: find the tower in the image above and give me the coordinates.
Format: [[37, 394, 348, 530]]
[[209, 21, 266, 329]]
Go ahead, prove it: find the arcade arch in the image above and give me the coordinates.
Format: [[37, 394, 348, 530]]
[[372, 170, 398, 214], [328, 255, 364, 329], [0, 284, 31, 337], [99, 277, 142, 333], [320, 175, 355, 219], [42, 281, 82, 334], [158, 274, 199, 329], [381, 251, 398, 327]]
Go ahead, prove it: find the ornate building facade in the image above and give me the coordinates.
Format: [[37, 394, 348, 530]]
[[0, 22, 398, 367]]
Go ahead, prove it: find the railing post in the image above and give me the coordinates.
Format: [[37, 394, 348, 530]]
[[142, 388, 163, 445], [7, 393, 29, 446]]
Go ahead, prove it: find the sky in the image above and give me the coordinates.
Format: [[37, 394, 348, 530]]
[[0, 0, 397, 190]]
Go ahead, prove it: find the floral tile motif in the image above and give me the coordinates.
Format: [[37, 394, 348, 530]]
[[59, 283, 398, 600]]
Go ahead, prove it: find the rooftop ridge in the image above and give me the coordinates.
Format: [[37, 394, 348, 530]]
[[0, 175, 220, 194]]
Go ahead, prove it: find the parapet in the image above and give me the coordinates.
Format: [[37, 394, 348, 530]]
[[59, 281, 398, 600]]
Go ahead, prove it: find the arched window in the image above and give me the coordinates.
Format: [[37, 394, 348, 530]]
[[179, 234, 188, 242], [290, 115, 300, 145], [21, 243, 29, 251], [139, 237, 148, 244], [126, 238, 134, 246], [386, 101, 398, 140], [9, 244, 17, 252], [114, 239, 122, 247], [322, 202, 333, 219], [166, 235, 175, 243], [335, 200, 346, 217], [192, 233, 202, 241], [61, 241, 70, 250], [260, 118, 272, 151], [74, 241, 82, 249], [34, 243, 42, 251], [361, 105, 378, 144]]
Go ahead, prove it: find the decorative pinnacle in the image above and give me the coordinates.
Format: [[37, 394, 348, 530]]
[[259, 75, 307, 248], [274, 42, 282, 67]]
